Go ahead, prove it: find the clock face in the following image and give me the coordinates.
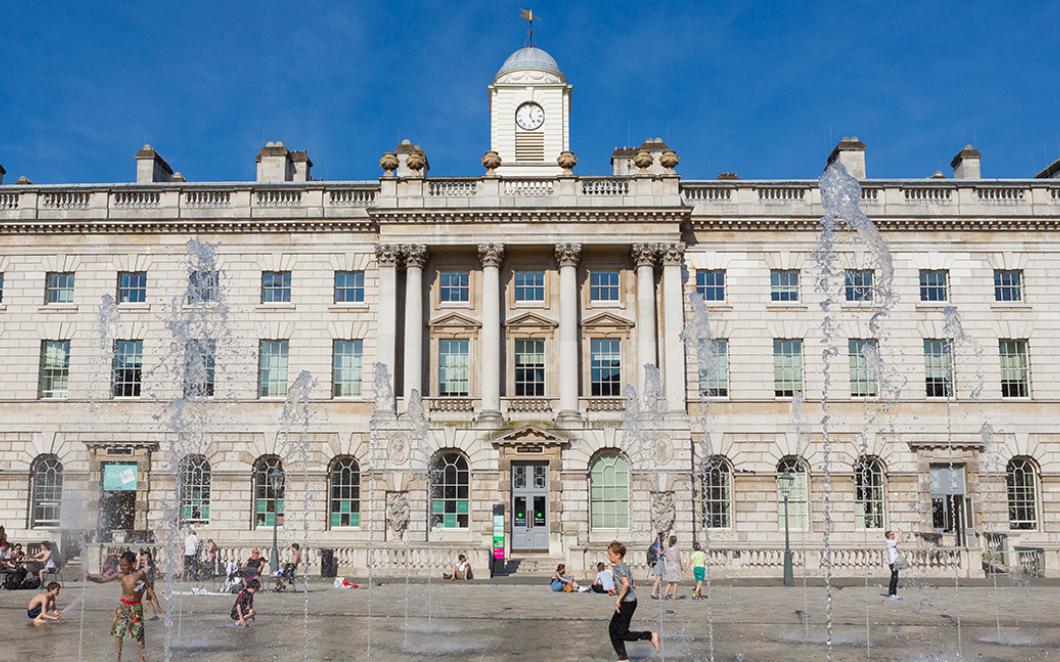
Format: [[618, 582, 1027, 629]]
[[515, 102, 545, 131]]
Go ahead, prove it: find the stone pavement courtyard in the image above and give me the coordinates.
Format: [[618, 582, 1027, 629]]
[[2, 576, 1058, 661]]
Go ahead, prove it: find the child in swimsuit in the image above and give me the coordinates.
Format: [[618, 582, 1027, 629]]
[[85, 550, 148, 662], [26, 582, 62, 624]]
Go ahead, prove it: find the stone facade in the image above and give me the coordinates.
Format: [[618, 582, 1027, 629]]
[[1, 45, 1060, 578]]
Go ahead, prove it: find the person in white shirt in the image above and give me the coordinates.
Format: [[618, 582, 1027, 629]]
[[884, 530, 903, 600], [591, 561, 616, 595], [183, 529, 200, 580]]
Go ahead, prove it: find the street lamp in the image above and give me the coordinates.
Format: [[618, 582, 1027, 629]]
[[778, 468, 795, 587], [269, 466, 284, 573]]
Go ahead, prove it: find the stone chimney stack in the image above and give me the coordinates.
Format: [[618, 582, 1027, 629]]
[[951, 145, 982, 179], [395, 140, 429, 178], [290, 151, 313, 182], [135, 145, 175, 183], [610, 147, 637, 176], [256, 141, 294, 182], [826, 137, 867, 179]]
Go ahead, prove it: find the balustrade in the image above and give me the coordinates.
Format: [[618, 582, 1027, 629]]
[[113, 191, 161, 209], [428, 179, 477, 197], [977, 187, 1026, 204], [184, 190, 232, 208], [756, 186, 808, 203], [902, 186, 952, 204], [682, 185, 733, 204], [329, 188, 376, 206], [41, 191, 90, 209], [502, 179, 555, 196], [0, 192, 18, 210], [255, 189, 302, 207], [581, 178, 630, 196]]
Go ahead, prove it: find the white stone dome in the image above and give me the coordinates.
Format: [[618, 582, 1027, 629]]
[[494, 46, 566, 82]]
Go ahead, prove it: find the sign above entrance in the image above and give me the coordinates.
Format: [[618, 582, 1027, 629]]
[[102, 463, 138, 491]]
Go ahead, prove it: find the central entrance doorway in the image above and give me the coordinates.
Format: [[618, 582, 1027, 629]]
[[511, 461, 549, 552], [930, 464, 974, 547], [99, 461, 138, 540]]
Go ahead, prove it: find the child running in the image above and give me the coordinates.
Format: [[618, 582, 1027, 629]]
[[231, 578, 259, 627], [690, 541, 707, 599], [607, 541, 660, 661], [84, 550, 148, 662], [26, 581, 62, 624]]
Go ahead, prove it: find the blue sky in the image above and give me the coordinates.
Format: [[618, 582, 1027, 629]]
[[1, 1, 1057, 183]]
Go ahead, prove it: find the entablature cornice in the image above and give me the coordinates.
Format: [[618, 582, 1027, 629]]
[[688, 215, 1060, 232], [0, 219, 377, 235], [369, 207, 690, 226]]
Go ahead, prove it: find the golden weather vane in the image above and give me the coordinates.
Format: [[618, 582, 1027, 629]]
[[519, 8, 539, 46]]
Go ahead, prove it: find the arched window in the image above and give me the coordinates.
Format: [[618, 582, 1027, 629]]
[[590, 450, 630, 529], [252, 455, 284, 528], [178, 455, 211, 525], [430, 450, 469, 529], [703, 455, 732, 528], [853, 456, 885, 529], [1006, 457, 1038, 530], [30, 454, 63, 528], [777, 456, 809, 531], [328, 456, 361, 528]]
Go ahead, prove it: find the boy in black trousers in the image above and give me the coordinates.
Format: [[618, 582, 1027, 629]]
[[607, 541, 660, 661]]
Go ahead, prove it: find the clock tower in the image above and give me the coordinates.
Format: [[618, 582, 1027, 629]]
[[489, 46, 572, 176]]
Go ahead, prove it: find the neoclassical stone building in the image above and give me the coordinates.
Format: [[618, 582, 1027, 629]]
[[2, 44, 1060, 577]]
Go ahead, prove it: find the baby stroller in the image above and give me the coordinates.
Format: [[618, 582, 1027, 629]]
[[273, 562, 296, 592], [219, 561, 250, 594]]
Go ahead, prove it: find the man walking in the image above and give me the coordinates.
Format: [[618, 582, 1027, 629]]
[[885, 530, 904, 600], [183, 528, 200, 580]]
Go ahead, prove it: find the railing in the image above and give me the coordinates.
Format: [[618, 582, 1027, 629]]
[[756, 186, 808, 203], [329, 188, 376, 206], [682, 185, 733, 204], [502, 179, 555, 196], [428, 179, 477, 197], [426, 397, 476, 412], [184, 190, 232, 208], [41, 191, 90, 209], [902, 186, 952, 204], [256, 189, 302, 207], [507, 397, 552, 413], [0, 192, 18, 210], [581, 178, 630, 196], [583, 397, 624, 412], [1014, 547, 1044, 576], [860, 187, 881, 203], [113, 191, 161, 209], [977, 187, 1026, 204]]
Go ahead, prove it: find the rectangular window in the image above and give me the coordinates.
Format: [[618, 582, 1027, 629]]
[[333, 271, 365, 303], [923, 339, 954, 398], [439, 271, 470, 303], [999, 339, 1029, 398], [848, 339, 879, 397], [589, 271, 620, 302], [45, 272, 75, 304], [111, 339, 144, 397], [116, 271, 147, 304], [919, 269, 949, 302], [770, 269, 799, 302], [773, 338, 803, 397], [258, 340, 289, 397], [514, 338, 545, 396], [332, 339, 364, 397], [438, 338, 470, 396], [261, 271, 291, 304], [695, 270, 726, 302], [184, 340, 216, 397], [844, 269, 874, 303], [187, 270, 219, 303], [513, 270, 545, 303], [39, 340, 71, 399], [698, 338, 729, 397], [993, 270, 1023, 302], [590, 338, 622, 396]]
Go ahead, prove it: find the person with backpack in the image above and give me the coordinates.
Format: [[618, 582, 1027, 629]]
[[647, 532, 665, 600]]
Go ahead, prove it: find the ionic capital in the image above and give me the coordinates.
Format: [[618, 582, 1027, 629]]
[[375, 244, 401, 267], [401, 244, 429, 269], [554, 243, 582, 268], [477, 243, 505, 269]]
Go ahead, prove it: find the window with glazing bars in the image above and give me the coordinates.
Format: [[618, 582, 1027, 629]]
[[178, 455, 211, 525], [853, 456, 885, 529], [590, 451, 630, 528], [260, 271, 291, 303], [698, 338, 729, 397], [919, 269, 949, 302], [844, 269, 874, 303], [514, 338, 545, 396], [328, 456, 361, 528], [45, 272, 75, 304], [590, 338, 622, 396], [1006, 457, 1037, 530], [848, 338, 879, 397], [703, 456, 732, 528], [430, 451, 469, 528], [993, 270, 1023, 302], [923, 338, 953, 397], [332, 339, 363, 397], [258, 340, 289, 397], [187, 270, 219, 303], [773, 339, 803, 397], [39, 340, 70, 399], [695, 270, 726, 302], [770, 270, 799, 302], [776, 456, 809, 530], [252, 456, 284, 527], [112, 339, 144, 397], [513, 271, 545, 302], [999, 339, 1029, 398], [30, 455, 63, 528], [439, 271, 470, 303], [438, 339, 470, 396], [334, 271, 365, 303], [184, 340, 216, 397], [589, 271, 620, 302], [117, 271, 147, 304]]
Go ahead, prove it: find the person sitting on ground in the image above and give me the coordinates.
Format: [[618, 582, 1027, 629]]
[[33, 541, 58, 586], [0, 541, 12, 568], [591, 561, 616, 595], [26, 582, 62, 624], [243, 548, 267, 579], [550, 563, 587, 592], [274, 543, 301, 591], [137, 550, 163, 619], [231, 578, 259, 627], [14, 543, 26, 564], [442, 554, 473, 581]]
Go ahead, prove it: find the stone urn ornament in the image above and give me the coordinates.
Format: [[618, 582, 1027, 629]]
[[634, 149, 653, 173], [660, 149, 680, 172], [379, 152, 398, 176], [406, 149, 426, 173], [481, 150, 502, 175], [556, 150, 577, 174]]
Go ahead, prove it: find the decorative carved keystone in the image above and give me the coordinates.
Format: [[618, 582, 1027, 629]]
[[481, 150, 502, 175], [554, 243, 582, 268], [477, 243, 505, 268], [660, 149, 680, 171], [634, 149, 653, 172], [379, 152, 399, 176], [556, 150, 577, 174]]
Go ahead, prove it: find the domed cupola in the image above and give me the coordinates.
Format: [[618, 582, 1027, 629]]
[[494, 46, 566, 83]]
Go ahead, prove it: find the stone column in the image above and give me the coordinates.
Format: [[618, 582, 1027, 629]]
[[632, 243, 658, 390], [375, 244, 400, 411], [402, 244, 429, 404], [555, 243, 582, 422], [478, 243, 505, 423], [660, 243, 686, 412]]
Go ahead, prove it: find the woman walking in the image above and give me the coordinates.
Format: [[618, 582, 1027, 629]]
[[662, 536, 683, 600]]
